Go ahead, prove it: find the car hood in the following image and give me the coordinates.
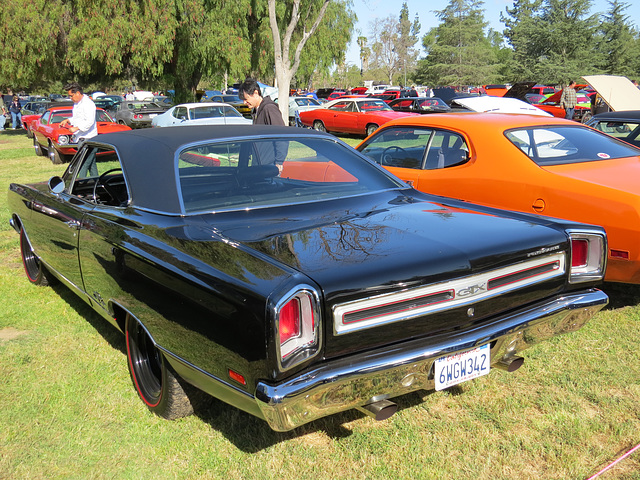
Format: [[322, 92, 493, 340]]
[[583, 75, 640, 111], [200, 191, 570, 357], [503, 82, 537, 101], [542, 156, 640, 192], [452, 96, 552, 116]]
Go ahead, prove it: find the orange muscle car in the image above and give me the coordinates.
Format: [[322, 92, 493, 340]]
[[357, 113, 640, 283]]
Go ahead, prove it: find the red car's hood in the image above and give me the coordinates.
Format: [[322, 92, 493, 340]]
[[543, 156, 640, 192], [96, 122, 131, 133]]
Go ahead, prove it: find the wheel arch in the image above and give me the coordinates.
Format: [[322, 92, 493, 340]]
[[109, 302, 138, 335], [9, 213, 23, 234]]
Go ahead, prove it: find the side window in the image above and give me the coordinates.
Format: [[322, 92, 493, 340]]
[[424, 131, 470, 170], [67, 146, 128, 206], [359, 127, 434, 169], [329, 101, 350, 112], [173, 107, 187, 119], [41, 111, 51, 125]]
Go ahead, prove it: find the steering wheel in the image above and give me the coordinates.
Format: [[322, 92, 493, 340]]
[[92, 168, 124, 205], [381, 146, 407, 166]]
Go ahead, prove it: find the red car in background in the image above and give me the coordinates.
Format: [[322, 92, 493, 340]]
[[298, 97, 417, 136], [28, 105, 131, 164]]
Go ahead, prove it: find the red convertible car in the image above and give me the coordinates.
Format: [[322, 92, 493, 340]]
[[298, 97, 416, 136], [29, 105, 131, 164]]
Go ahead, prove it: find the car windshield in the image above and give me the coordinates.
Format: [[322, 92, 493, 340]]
[[295, 98, 320, 107], [357, 100, 392, 112], [221, 95, 242, 103], [505, 125, 640, 166], [177, 137, 403, 213], [127, 102, 161, 110], [189, 105, 243, 119], [589, 119, 640, 147], [416, 98, 449, 109]]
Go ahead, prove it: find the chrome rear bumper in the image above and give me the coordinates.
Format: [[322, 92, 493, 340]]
[[255, 289, 607, 431]]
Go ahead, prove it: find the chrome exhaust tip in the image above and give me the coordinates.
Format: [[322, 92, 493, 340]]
[[494, 356, 525, 372], [356, 399, 398, 421]]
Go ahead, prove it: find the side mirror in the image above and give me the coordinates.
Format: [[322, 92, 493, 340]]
[[48, 176, 65, 194]]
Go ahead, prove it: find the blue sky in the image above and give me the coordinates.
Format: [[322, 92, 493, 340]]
[[345, 0, 640, 65]]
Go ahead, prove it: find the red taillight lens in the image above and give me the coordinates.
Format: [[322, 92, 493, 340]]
[[279, 298, 300, 344], [276, 288, 320, 370], [571, 239, 588, 267]]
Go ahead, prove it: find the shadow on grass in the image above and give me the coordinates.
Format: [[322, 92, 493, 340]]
[[46, 280, 453, 453], [50, 281, 126, 352], [1, 128, 28, 137], [599, 282, 640, 310], [191, 387, 446, 452]]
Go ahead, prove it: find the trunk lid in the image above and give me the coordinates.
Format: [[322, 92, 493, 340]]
[[205, 192, 570, 359]]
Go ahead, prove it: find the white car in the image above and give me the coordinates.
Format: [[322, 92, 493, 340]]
[[288, 96, 322, 125], [451, 96, 552, 116], [151, 102, 252, 127]]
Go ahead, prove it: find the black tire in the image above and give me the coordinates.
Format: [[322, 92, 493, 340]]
[[366, 124, 379, 137], [581, 112, 593, 124], [313, 120, 327, 132], [33, 136, 44, 156], [25, 125, 33, 139], [125, 314, 195, 419], [49, 141, 64, 164], [20, 228, 54, 286]]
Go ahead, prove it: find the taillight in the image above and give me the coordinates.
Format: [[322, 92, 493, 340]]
[[568, 231, 607, 283], [571, 239, 588, 267], [275, 287, 320, 371], [279, 298, 301, 344]]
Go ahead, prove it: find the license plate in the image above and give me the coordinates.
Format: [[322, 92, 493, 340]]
[[434, 343, 490, 391], [149, 114, 157, 118]]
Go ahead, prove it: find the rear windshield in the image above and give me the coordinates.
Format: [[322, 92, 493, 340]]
[[177, 137, 402, 213], [504, 125, 640, 165]]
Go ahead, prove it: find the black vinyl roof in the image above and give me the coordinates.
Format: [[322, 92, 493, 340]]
[[85, 125, 332, 215], [591, 110, 640, 121]]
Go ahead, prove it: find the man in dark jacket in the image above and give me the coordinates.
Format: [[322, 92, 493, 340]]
[[237, 78, 288, 165], [238, 78, 285, 126]]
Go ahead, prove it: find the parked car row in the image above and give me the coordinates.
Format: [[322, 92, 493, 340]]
[[11, 77, 640, 432]]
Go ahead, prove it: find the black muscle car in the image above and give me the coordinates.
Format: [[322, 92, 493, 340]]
[[8, 125, 608, 431]]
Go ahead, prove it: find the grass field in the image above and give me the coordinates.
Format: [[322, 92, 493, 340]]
[[1, 130, 640, 479]]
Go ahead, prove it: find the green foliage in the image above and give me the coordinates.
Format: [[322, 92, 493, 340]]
[[594, 0, 638, 77], [502, 0, 605, 84], [414, 0, 499, 86], [294, 1, 357, 88]]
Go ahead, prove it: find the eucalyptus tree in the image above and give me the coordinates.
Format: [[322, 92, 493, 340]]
[[415, 0, 498, 87], [396, 3, 421, 86], [267, 0, 355, 122], [292, 1, 357, 89]]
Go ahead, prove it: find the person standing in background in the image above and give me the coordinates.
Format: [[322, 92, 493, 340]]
[[59, 82, 97, 143], [8, 95, 22, 129], [560, 80, 577, 120], [0, 93, 7, 130], [237, 78, 285, 126]]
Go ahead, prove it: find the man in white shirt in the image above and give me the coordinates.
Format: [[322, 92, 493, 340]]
[[59, 82, 98, 143]]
